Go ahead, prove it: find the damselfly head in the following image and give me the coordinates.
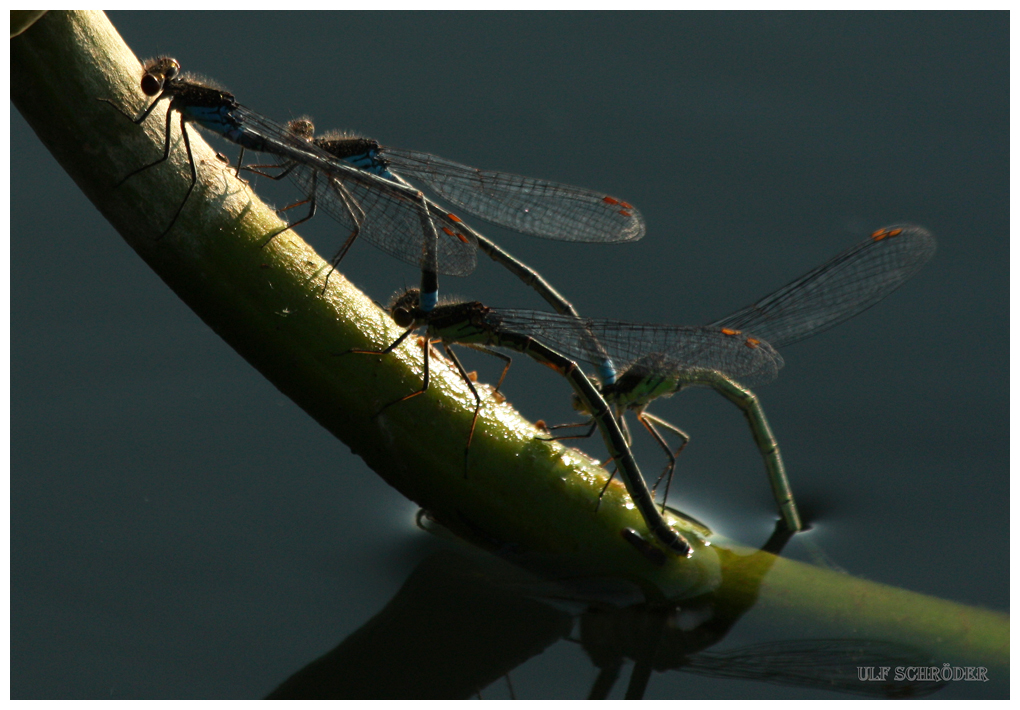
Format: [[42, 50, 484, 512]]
[[140, 57, 181, 97], [388, 288, 422, 327], [392, 307, 415, 328], [287, 117, 316, 141]]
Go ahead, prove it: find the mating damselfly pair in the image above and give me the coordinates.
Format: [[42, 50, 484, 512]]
[[103, 57, 639, 312], [105, 56, 936, 561]]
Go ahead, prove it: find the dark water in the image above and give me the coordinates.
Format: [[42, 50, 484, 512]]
[[11, 11, 1007, 699]]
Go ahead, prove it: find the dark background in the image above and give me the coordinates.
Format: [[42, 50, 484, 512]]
[[12, 11, 1008, 699]]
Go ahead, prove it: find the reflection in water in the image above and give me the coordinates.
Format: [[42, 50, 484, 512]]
[[267, 550, 571, 699], [267, 521, 945, 699], [579, 615, 948, 699]]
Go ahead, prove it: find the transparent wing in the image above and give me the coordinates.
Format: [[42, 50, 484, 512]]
[[230, 106, 478, 276], [285, 162, 478, 276], [710, 225, 936, 348], [486, 309, 784, 386], [382, 148, 645, 244], [231, 105, 348, 166]]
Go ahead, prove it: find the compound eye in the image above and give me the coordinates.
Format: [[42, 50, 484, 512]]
[[140, 73, 163, 96], [140, 59, 180, 96], [289, 118, 315, 140], [392, 307, 414, 327]]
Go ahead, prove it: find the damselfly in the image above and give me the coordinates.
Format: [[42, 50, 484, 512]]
[[377, 225, 935, 531], [101, 57, 473, 306], [377, 287, 794, 528], [557, 224, 937, 524], [248, 118, 643, 311], [356, 290, 694, 558]]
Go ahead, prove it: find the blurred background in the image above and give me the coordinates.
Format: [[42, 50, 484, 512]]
[[11, 11, 1007, 699]]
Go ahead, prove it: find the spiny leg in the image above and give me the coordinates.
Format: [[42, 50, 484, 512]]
[[450, 343, 515, 477], [541, 413, 627, 510], [635, 410, 690, 513], [243, 162, 363, 283], [440, 340, 637, 485], [535, 408, 627, 511], [322, 176, 367, 293], [265, 191, 315, 244], [338, 327, 446, 446], [97, 91, 165, 125], [535, 409, 622, 509], [545, 361, 625, 510], [104, 96, 199, 239], [155, 113, 199, 239], [364, 335, 511, 444], [439, 343, 484, 478], [594, 467, 619, 512], [618, 409, 633, 447], [244, 161, 317, 248], [112, 99, 176, 188], [243, 159, 295, 181], [375, 335, 432, 417], [541, 418, 598, 442], [340, 324, 417, 367], [477, 346, 513, 398]]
